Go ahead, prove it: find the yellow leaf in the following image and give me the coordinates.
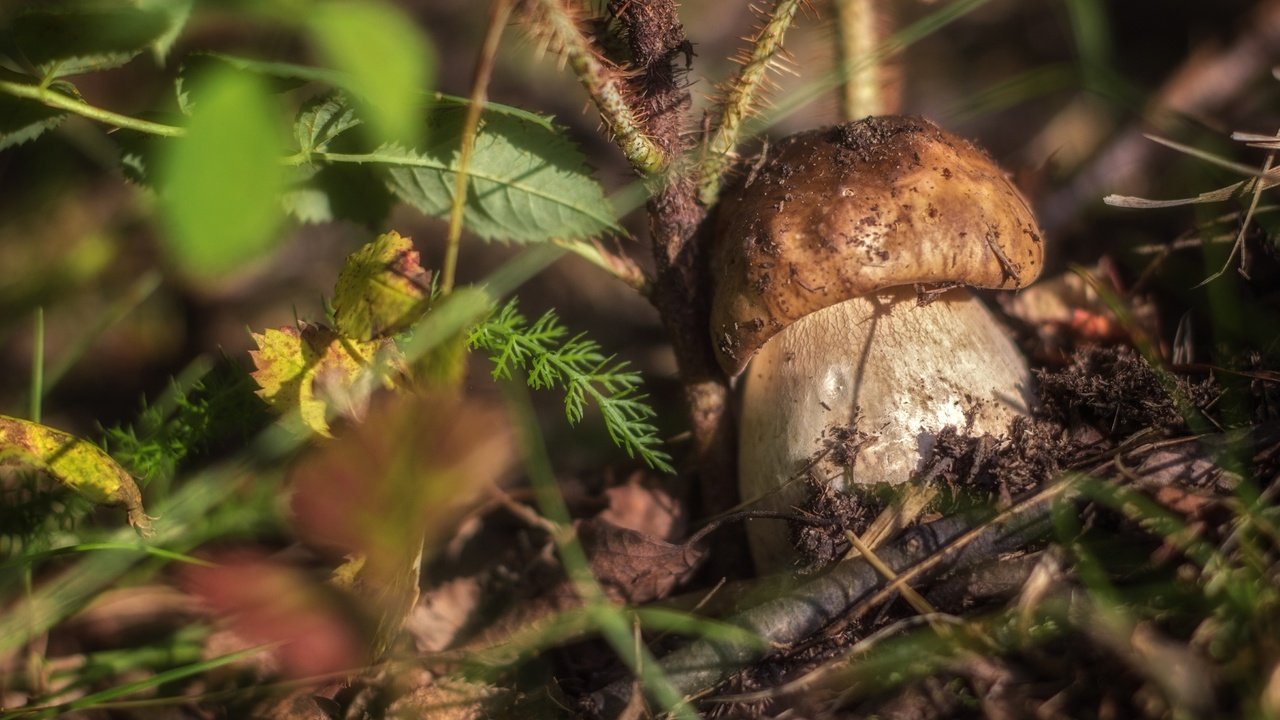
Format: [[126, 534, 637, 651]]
[[333, 231, 431, 341], [0, 415, 151, 535], [248, 324, 396, 436]]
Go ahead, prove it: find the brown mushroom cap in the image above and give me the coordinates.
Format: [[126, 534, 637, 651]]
[[711, 115, 1044, 376]]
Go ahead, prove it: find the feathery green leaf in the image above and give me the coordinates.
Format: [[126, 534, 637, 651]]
[[469, 300, 672, 473]]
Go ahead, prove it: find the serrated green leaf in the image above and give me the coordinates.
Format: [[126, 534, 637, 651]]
[[176, 52, 349, 114], [249, 324, 392, 437], [306, 0, 433, 147], [0, 74, 71, 149], [295, 94, 360, 153], [286, 97, 392, 227], [333, 231, 432, 341], [158, 68, 287, 278], [282, 163, 395, 227], [383, 109, 621, 243], [138, 0, 191, 64], [0, 1, 172, 79], [0, 414, 151, 534]]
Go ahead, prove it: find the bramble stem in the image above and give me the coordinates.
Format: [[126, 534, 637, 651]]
[[440, 0, 514, 296], [0, 79, 184, 137], [697, 0, 803, 206], [524, 0, 667, 174]]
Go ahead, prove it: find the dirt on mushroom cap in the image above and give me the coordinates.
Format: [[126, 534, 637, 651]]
[[711, 115, 1045, 376]]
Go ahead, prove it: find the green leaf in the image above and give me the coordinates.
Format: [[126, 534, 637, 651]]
[[0, 1, 173, 79], [138, 0, 192, 64], [158, 68, 287, 278], [333, 231, 432, 341], [295, 94, 360, 154], [0, 414, 151, 534], [0, 73, 74, 150], [468, 301, 672, 472], [384, 109, 622, 243], [305, 0, 434, 147], [285, 95, 393, 226], [175, 52, 348, 114]]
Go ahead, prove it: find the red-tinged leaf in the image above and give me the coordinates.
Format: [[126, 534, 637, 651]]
[[248, 324, 394, 437], [288, 391, 514, 655], [181, 552, 371, 679], [333, 231, 432, 341]]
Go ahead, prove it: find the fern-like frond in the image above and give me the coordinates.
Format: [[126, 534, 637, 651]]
[[468, 300, 673, 472]]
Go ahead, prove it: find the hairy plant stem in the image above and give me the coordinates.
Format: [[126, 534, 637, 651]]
[[441, 0, 514, 296], [599, 1, 744, 574], [525, 0, 667, 174], [697, 0, 804, 206]]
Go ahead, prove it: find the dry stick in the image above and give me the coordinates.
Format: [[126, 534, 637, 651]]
[[586, 478, 1069, 715], [439, 0, 514, 295]]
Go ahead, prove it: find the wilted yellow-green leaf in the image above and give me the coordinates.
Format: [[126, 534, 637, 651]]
[[333, 231, 431, 341], [0, 415, 151, 535], [248, 324, 395, 436]]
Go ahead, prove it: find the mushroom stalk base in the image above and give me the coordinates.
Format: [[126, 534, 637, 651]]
[[738, 287, 1032, 572]]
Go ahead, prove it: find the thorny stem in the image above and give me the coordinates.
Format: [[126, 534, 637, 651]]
[[833, 0, 892, 119], [524, 0, 667, 174], [697, 0, 804, 206], [602, 0, 744, 569], [441, 0, 514, 296], [0, 79, 184, 137]]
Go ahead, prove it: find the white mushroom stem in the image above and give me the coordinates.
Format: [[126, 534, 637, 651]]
[[738, 287, 1032, 572]]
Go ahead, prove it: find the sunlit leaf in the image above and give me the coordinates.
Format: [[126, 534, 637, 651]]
[[0, 414, 151, 534], [384, 109, 622, 243], [158, 68, 287, 277], [305, 0, 434, 147], [333, 231, 432, 341], [248, 324, 392, 437]]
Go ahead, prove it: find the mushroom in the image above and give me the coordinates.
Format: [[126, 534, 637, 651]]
[[711, 116, 1044, 572]]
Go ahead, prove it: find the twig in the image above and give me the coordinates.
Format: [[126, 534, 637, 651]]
[[585, 477, 1065, 715], [440, 0, 514, 295], [522, 0, 666, 174], [698, 0, 804, 206]]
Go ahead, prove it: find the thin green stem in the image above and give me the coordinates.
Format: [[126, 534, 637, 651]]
[[697, 0, 803, 206], [0, 80, 184, 138], [524, 0, 666, 174], [504, 381, 696, 718], [29, 308, 43, 423], [441, 0, 514, 296]]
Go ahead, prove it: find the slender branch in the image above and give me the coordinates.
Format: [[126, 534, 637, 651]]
[[0, 79, 185, 137], [697, 0, 804, 206], [440, 0, 514, 296], [523, 0, 666, 174]]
